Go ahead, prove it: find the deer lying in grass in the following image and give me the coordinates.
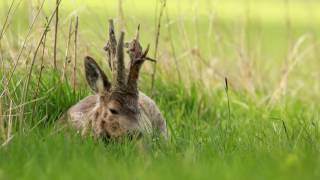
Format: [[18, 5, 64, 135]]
[[66, 20, 167, 140]]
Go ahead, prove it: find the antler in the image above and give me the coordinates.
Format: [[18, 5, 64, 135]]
[[104, 19, 117, 71], [104, 19, 126, 90], [126, 25, 154, 96], [104, 20, 154, 97], [114, 31, 126, 89]]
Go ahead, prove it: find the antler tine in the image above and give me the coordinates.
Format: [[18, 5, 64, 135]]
[[104, 19, 117, 71], [127, 41, 151, 96], [113, 31, 126, 89], [135, 24, 140, 41]]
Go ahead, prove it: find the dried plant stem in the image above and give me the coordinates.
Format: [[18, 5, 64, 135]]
[[73, 16, 79, 92], [7, 100, 13, 141], [279, 0, 292, 99], [0, 0, 23, 43], [151, 0, 166, 95], [3, 0, 46, 96], [0, 97, 5, 141], [28, 0, 36, 25], [0, 44, 4, 72], [270, 35, 311, 104], [62, 18, 74, 81], [1, 135, 14, 148], [0, 0, 16, 42], [165, 9, 181, 82], [20, 28, 49, 129], [31, 28, 48, 122], [0, 0, 23, 69], [276, 0, 292, 102], [53, 0, 61, 70], [18, 1, 61, 130]]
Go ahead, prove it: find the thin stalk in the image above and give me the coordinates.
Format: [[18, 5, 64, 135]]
[[0, 0, 23, 42], [7, 100, 13, 141], [73, 16, 79, 92], [53, 0, 61, 69], [165, 8, 181, 82], [18, 0, 62, 130], [0, 43, 3, 74], [0, 97, 5, 141], [0, 0, 16, 42], [225, 77, 231, 122], [62, 18, 73, 81], [151, 0, 166, 96], [282, 120, 290, 142], [0, 0, 23, 70], [3, 0, 46, 96], [31, 25, 48, 123]]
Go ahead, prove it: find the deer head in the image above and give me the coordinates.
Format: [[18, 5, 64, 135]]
[[84, 20, 153, 140]]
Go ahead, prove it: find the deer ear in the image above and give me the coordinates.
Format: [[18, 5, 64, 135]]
[[84, 56, 111, 93]]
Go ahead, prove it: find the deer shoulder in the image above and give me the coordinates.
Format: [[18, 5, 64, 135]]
[[67, 92, 167, 138]]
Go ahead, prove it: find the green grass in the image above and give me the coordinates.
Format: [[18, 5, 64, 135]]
[[1, 0, 320, 179], [1, 74, 319, 180]]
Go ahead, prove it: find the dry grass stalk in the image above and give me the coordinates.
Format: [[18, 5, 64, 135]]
[[0, 0, 23, 98], [5, 94, 49, 113], [18, 0, 62, 130], [1, 135, 14, 148], [53, 0, 61, 69], [28, 0, 36, 25], [165, 9, 181, 82], [73, 16, 79, 92], [31, 24, 48, 122], [272, 0, 293, 103], [0, 0, 16, 42], [205, 1, 218, 58], [0, 0, 23, 68], [4, 0, 46, 94], [151, 0, 166, 95], [0, 43, 3, 72], [7, 100, 13, 141], [233, 7, 256, 97], [270, 35, 311, 104], [176, 6, 193, 80], [62, 18, 74, 81], [0, 97, 5, 141], [29, 115, 48, 132], [191, 2, 206, 83]]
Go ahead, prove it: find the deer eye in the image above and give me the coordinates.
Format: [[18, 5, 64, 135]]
[[109, 108, 119, 115]]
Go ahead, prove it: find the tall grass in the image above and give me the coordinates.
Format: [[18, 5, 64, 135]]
[[0, 0, 320, 179]]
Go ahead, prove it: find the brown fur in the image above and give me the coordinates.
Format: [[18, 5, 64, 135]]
[[64, 20, 167, 140], [67, 92, 167, 139]]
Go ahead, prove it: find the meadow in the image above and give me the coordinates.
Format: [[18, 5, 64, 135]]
[[1, 0, 320, 179]]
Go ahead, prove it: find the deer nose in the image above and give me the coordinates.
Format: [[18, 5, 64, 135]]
[[101, 120, 107, 127], [110, 122, 120, 132]]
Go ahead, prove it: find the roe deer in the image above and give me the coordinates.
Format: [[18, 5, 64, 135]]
[[66, 20, 167, 140]]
